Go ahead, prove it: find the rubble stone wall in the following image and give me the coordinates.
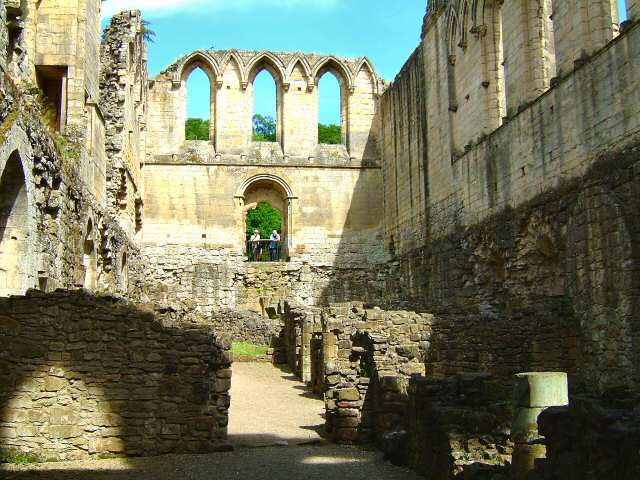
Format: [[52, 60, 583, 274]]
[[139, 251, 397, 314], [100, 10, 148, 237], [0, 290, 232, 461]]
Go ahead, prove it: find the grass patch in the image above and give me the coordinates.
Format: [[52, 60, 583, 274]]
[[231, 342, 269, 358], [0, 448, 41, 465]]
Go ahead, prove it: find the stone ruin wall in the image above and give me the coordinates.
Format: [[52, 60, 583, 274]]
[[100, 10, 148, 239], [381, 1, 640, 397], [0, 0, 639, 476], [139, 50, 393, 312], [0, 3, 140, 298], [0, 290, 231, 461]]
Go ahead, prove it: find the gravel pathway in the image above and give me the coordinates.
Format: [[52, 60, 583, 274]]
[[228, 363, 325, 447], [0, 363, 423, 479]]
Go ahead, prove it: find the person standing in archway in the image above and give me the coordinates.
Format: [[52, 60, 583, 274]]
[[250, 229, 262, 261], [269, 230, 281, 261]]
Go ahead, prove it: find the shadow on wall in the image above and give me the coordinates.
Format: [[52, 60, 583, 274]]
[[420, 150, 640, 397], [0, 290, 232, 462], [317, 128, 392, 306]]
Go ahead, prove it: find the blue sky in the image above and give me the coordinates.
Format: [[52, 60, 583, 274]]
[[103, 0, 426, 124], [102, 0, 630, 124]]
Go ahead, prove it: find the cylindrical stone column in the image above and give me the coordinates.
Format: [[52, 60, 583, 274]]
[[511, 372, 569, 480]]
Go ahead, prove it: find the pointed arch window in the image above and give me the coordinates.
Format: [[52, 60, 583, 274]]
[[184, 66, 212, 141], [317, 71, 343, 145]]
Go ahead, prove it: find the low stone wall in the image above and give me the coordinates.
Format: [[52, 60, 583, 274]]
[[139, 248, 399, 315], [0, 290, 232, 461], [533, 396, 640, 480], [318, 304, 432, 443], [403, 375, 512, 479], [208, 310, 282, 346]]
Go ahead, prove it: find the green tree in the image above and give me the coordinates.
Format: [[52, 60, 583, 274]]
[[246, 202, 283, 238], [318, 123, 342, 145], [185, 118, 210, 140], [141, 20, 156, 44], [252, 114, 277, 142]]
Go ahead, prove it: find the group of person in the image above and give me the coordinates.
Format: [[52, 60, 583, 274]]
[[249, 229, 281, 261]]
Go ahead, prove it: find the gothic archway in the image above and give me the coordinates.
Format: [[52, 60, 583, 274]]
[[235, 175, 296, 260]]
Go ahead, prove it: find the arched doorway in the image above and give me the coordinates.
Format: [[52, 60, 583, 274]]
[[0, 151, 31, 296], [236, 175, 295, 262]]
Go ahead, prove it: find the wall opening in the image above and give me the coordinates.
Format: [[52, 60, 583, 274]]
[[0, 151, 29, 296], [245, 202, 283, 262], [242, 179, 289, 262], [318, 72, 343, 145], [82, 220, 98, 290], [252, 69, 278, 143], [35, 65, 67, 132], [6, 8, 22, 66], [184, 67, 211, 141]]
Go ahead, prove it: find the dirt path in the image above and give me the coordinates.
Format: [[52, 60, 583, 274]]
[[1, 363, 423, 480], [228, 363, 325, 447]]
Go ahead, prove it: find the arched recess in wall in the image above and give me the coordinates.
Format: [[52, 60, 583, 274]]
[[0, 151, 32, 296], [247, 54, 285, 145], [475, 0, 507, 124], [236, 175, 295, 260], [314, 59, 351, 148], [180, 54, 216, 144], [83, 219, 98, 290]]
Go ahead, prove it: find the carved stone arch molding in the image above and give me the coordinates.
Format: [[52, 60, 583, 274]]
[[173, 50, 220, 87], [285, 54, 314, 91], [218, 50, 249, 90], [235, 174, 297, 259], [311, 56, 356, 93], [246, 51, 288, 86], [354, 57, 379, 96]]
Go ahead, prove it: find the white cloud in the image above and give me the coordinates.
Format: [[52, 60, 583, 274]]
[[102, 0, 339, 18]]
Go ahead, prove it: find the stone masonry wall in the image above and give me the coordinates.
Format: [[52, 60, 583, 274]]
[[139, 251, 398, 314], [0, 290, 232, 461], [315, 304, 431, 443], [100, 10, 148, 238]]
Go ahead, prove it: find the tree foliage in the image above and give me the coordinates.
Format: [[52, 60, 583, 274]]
[[140, 20, 156, 44], [252, 114, 277, 142], [246, 202, 283, 237], [318, 123, 341, 145], [185, 118, 210, 140]]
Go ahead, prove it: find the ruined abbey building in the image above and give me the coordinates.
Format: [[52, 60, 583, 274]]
[[0, 0, 639, 478]]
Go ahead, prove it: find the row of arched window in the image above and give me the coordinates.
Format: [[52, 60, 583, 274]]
[[185, 66, 344, 144]]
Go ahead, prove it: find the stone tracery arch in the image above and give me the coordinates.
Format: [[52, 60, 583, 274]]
[[285, 55, 313, 88], [311, 56, 354, 91], [174, 50, 220, 84], [218, 50, 248, 87]]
